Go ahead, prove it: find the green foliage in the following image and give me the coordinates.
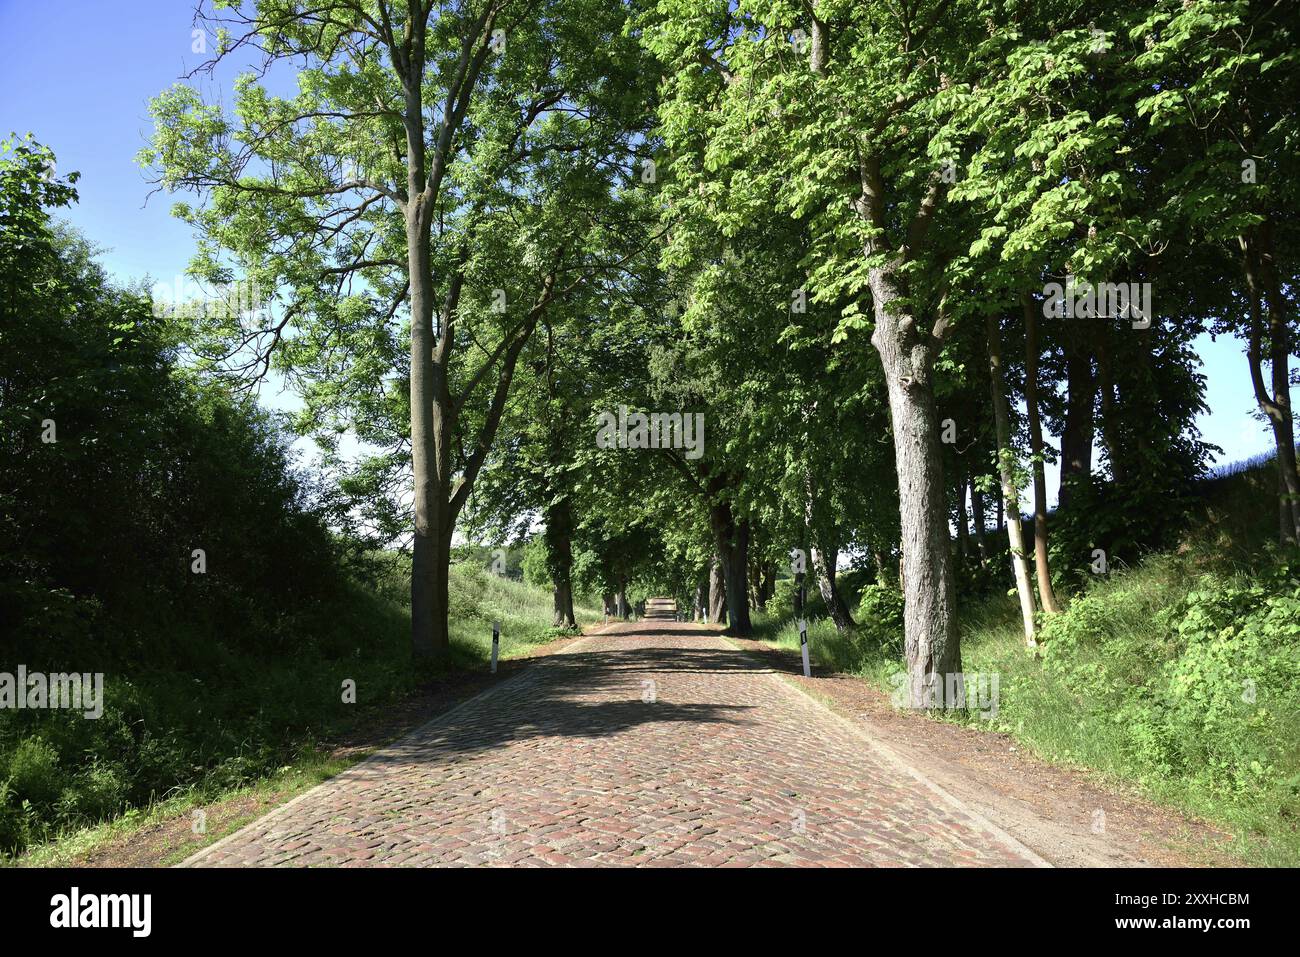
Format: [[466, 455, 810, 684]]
[[0, 141, 594, 856], [1038, 558, 1300, 796], [520, 537, 551, 588], [854, 583, 907, 656], [955, 544, 1300, 863], [755, 447, 1300, 860], [771, 578, 823, 620], [6, 0, 1300, 864], [754, 579, 907, 677], [1, 155, 348, 674]]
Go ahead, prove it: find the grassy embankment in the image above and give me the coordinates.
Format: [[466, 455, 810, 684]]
[[7, 561, 597, 865], [753, 454, 1300, 866]]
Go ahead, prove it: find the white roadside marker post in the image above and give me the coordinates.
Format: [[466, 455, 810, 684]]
[[795, 569, 811, 678], [491, 620, 500, 674], [799, 618, 811, 678]]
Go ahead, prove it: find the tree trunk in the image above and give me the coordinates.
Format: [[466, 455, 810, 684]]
[[398, 14, 509, 663], [552, 580, 575, 628], [969, 480, 990, 563], [868, 267, 961, 709], [1096, 319, 1125, 486], [803, 469, 854, 631], [693, 580, 707, 621], [726, 524, 754, 634], [708, 554, 726, 624], [752, 565, 771, 611], [543, 499, 577, 628], [408, 191, 444, 661], [730, 521, 752, 632], [1282, 461, 1294, 544], [616, 580, 629, 619], [602, 593, 615, 618], [708, 497, 753, 635], [1058, 313, 1096, 510], [955, 471, 972, 562], [985, 311, 1038, 646], [1022, 294, 1062, 614], [873, 548, 888, 583], [812, 541, 855, 632], [1244, 226, 1300, 542]]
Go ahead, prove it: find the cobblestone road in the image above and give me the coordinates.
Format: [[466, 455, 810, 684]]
[[183, 621, 1047, 867]]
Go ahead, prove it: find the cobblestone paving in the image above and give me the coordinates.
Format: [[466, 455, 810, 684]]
[[183, 622, 1046, 867]]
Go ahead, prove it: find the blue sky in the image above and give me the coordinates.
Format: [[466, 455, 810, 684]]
[[0, 0, 1289, 489]]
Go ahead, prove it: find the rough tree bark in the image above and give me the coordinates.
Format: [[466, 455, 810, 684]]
[[812, 542, 855, 632], [1243, 226, 1300, 543], [708, 498, 753, 636], [1058, 313, 1096, 510], [851, 172, 965, 700], [1022, 293, 1061, 614], [406, 131, 441, 659], [985, 311, 1039, 646], [866, 262, 962, 705], [708, 555, 726, 625], [407, 5, 503, 661], [809, 21, 960, 706], [543, 498, 576, 628]]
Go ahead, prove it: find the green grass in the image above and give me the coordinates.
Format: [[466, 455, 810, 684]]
[[3, 559, 598, 863], [754, 546, 1300, 867], [750, 612, 894, 680], [445, 561, 601, 666], [14, 748, 355, 868]]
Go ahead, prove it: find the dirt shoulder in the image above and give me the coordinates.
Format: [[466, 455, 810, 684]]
[[722, 631, 1237, 868], [17, 624, 612, 869]]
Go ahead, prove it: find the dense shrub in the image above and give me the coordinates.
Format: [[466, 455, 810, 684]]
[[1038, 555, 1300, 796], [0, 139, 416, 853], [771, 576, 826, 620], [854, 582, 906, 655]]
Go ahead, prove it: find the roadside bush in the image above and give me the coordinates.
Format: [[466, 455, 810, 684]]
[[856, 583, 905, 638], [1038, 554, 1300, 796], [772, 576, 827, 620], [0, 139, 416, 855]]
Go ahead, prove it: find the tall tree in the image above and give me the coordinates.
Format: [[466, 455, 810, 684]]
[[145, 0, 652, 659], [985, 310, 1039, 645]]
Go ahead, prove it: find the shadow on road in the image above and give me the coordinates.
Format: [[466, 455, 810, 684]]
[[362, 635, 766, 767]]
